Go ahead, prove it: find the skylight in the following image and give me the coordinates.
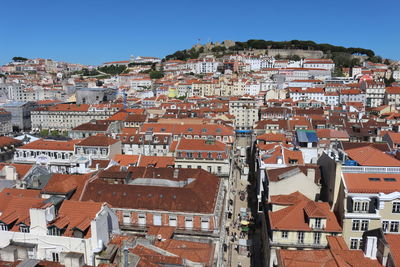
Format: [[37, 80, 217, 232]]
[[368, 178, 381, 182], [384, 178, 396, 182]]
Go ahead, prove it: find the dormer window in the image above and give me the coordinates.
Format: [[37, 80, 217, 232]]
[[353, 200, 369, 212], [0, 223, 8, 231], [48, 226, 63, 236], [20, 225, 30, 233], [314, 218, 322, 229]]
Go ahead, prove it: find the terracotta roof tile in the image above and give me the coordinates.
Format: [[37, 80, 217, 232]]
[[269, 193, 341, 232], [385, 234, 400, 267], [0, 136, 22, 148], [0, 163, 34, 179], [77, 135, 119, 147], [19, 139, 80, 151], [345, 146, 400, 166], [343, 173, 400, 194]]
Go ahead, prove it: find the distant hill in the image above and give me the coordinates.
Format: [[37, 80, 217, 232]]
[[165, 39, 382, 68]]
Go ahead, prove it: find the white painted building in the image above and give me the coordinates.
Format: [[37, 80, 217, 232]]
[[0, 198, 119, 266]]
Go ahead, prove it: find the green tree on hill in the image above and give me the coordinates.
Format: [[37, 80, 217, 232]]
[[12, 57, 28, 62]]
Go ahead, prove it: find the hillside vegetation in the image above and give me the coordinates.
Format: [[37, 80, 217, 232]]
[[165, 39, 382, 68]]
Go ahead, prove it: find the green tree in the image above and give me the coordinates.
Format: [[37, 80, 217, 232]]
[[333, 68, 345, 77], [150, 70, 164, 79], [384, 76, 396, 86], [369, 56, 383, 64], [288, 55, 301, 61], [50, 130, 59, 136], [39, 129, 49, 137], [12, 57, 28, 62], [98, 65, 127, 75]]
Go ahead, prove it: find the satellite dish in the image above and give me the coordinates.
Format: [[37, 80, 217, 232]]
[[46, 212, 54, 222]]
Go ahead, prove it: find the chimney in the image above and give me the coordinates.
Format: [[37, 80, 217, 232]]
[[29, 208, 47, 235], [173, 169, 179, 179], [306, 168, 315, 181], [4, 166, 17, 180], [364, 236, 378, 259]]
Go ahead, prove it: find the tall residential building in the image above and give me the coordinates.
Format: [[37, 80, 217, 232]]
[[339, 168, 400, 250], [229, 96, 259, 131]]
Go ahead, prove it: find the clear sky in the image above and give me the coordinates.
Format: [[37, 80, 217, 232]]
[[2, 0, 399, 66]]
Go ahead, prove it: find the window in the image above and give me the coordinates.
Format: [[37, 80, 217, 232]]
[[138, 214, 146, 226], [0, 223, 8, 231], [315, 218, 322, 229], [51, 252, 60, 262], [123, 212, 131, 225], [20, 226, 30, 233], [185, 217, 193, 229], [169, 216, 177, 227], [361, 220, 369, 231], [354, 201, 369, 212], [217, 153, 222, 159], [390, 222, 399, 233], [281, 231, 288, 238], [313, 232, 321, 244], [352, 220, 360, 231], [382, 221, 389, 232], [297, 232, 304, 244], [197, 152, 202, 159], [350, 239, 358, 249], [48, 227, 61, 236], [207, 152, 212, 159], [393, 202, 400, 213], [187, 152, 193, 158]]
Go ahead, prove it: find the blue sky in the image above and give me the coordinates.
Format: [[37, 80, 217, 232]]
[[2, 0, 399, 66]]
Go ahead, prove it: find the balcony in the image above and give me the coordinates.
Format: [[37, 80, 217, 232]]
[[342, 166, 400, 174]]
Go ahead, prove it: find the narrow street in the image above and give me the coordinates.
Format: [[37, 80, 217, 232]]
[[223, 135, 261, 267]]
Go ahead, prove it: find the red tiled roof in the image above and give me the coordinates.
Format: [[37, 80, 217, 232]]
[[386, 86, 400, 94], [343, 173, 400, 194], [0, 188, 40, 198], [0, 163, 34, 179], [138, 155, 175, 168], [316, 129, 349, 139], [0, 136, 22, 148], [77, 135, 119, 147], [257, 133, 286, 143], [155, 239, 214, 265], [269, 193, 341, 232], [52, 200, 105, 238], [385, 234, 400, 267], [113, 154, 140, 166], [42, 173, 92, 200], [81, 168, 220, 214], [345, 146, 400, 166], [19, 139, 80, 151]]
